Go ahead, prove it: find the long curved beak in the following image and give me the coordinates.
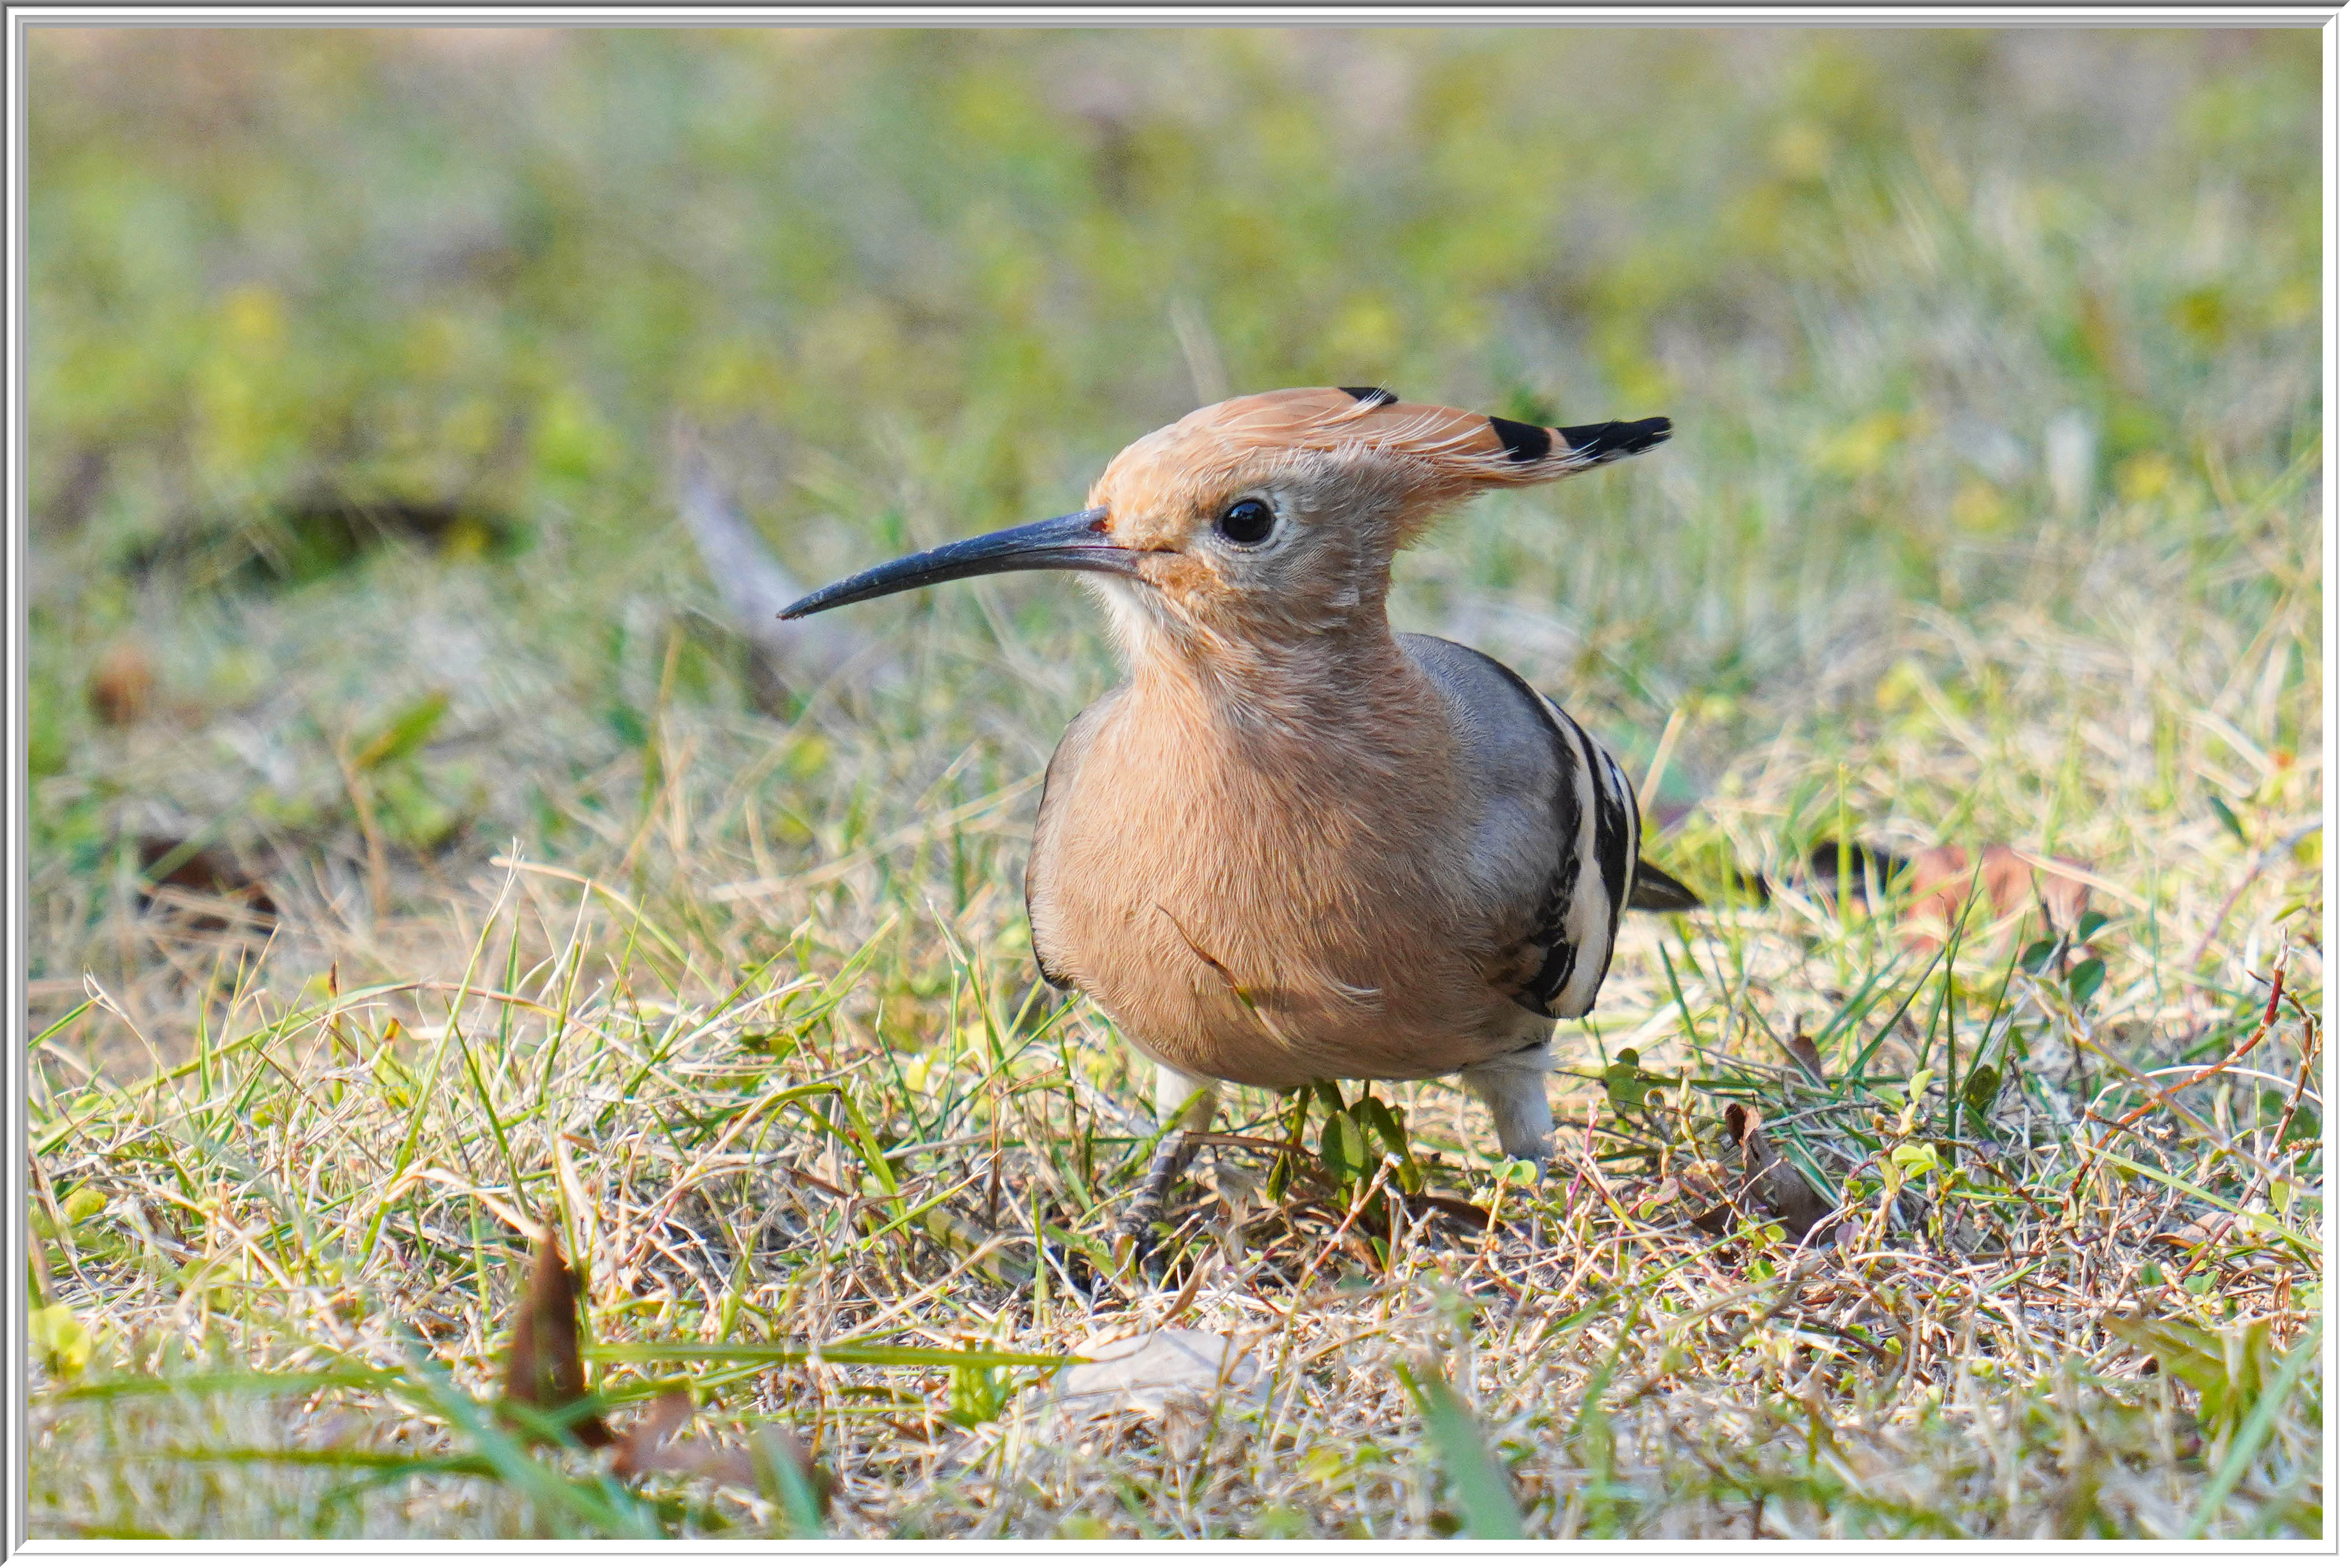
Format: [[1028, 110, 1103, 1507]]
[[778, 507, 1135, 620]]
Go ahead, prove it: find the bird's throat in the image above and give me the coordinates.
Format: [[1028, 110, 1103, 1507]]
[[1126, 618, 1452, 791]]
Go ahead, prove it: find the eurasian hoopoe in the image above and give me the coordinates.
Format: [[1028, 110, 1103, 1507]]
[[783, 387, 1695, 1237]]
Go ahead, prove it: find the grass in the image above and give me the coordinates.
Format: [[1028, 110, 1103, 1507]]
[[23, 27, 2324, 1540]]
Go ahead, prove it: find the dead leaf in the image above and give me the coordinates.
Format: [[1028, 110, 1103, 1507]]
[[2152, 1211, 2239, 1250], [1048, 1329, 1268, 1424], [610, 1391, 833, 1510], [135, 836, 278, 922], [1040, 1329, 1268, 1461], [409, 1306, 463, 1342], [1905, 843, 2092, 950], [88, 640, 155, 727], [1784, 1033, 1825, 1083], [1401, 1192, 1493, 1230], [1722, 1102, 1831, 1241], [609, 1390, 696, 1478], [1675, 1159, 1739, 1235], [501, 1226, 611, 1447]]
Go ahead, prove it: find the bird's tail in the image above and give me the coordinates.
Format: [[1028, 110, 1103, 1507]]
[[1626, 858, 1704, 912], [1628, 841, 1910, 912]]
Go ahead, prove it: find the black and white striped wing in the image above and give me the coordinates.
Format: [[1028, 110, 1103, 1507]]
[[1394, 633, 1649, 1025], [1499, 682, 1644, 1020]]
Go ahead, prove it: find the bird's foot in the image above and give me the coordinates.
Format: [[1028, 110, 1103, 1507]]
[[1116, 1200, 1192, 1287], [1117, 1199, 1163, 1252], [1112, 1124, 1203, 1280], [1511, 1145, 1555, 1180]]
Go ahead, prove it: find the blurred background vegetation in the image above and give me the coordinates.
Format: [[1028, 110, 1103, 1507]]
[[27, 25, 2318, 1000]]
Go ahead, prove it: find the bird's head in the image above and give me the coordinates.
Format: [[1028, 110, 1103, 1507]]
[[780, 388, 1669, 658]]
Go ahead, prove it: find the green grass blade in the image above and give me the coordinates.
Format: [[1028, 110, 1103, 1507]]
[[2186, 1329, 2320, 1536], [1396, 1361, 1523, 1540]]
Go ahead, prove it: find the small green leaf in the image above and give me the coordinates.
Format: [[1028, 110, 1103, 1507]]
[[1354, 1097, 1423, 1194], [1890, 1142, 1939, 1176], [604, 703, 649, 749], [2075, 909, 2110, 940], [2207, 792, 2248, 845], [1320, 1111, 1367, 1185], [784, 735, 830, 779], [351, 690, 450, 773], [1266, 1149, 1292, 1203], [740, 1028, 806, 1057], [755, 1428, 832, 1538], [945, 1360, 1012, 1429], [2188, 1329, 2319, 1535], [2020, 935, 2060, 972], [30, 1303, 92, 1378], [1353, 1095, 1399, 1150], [2067, 956, 2107, 1008], [370, 1047, 418, 1110], [374, 768, 462, 850], [1604, 1053, 1645, 1113], [1495, 1157, 1540, 1188], [1961, 1065, 2001, 1112]]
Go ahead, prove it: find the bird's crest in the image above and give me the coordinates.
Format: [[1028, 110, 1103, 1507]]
[[1091, 387, 1669, 543]]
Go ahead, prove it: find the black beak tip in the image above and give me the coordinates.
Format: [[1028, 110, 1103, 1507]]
[[769, 506, 1120, 623], [776, 585, 835, 620]]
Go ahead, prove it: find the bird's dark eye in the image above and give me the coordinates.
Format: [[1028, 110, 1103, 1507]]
[[1216, 497, 1275, 546]]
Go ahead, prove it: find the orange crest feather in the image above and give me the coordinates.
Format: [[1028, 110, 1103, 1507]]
[[1094, 387, 1669, 536]]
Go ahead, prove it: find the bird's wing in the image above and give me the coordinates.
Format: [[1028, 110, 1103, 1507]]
[[1024, 690, 1124, 991], [1399, 634, 1643, 1020]]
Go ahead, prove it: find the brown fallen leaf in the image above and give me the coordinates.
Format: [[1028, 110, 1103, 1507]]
[[608, 1389, 695, 1477], [501, 1225, 611, 1448], [135, 836, 279, 922], [1669, 1161, 1739, 1234], [1724, 1102, 1832, 1241], [608, 1388, 833, 1510], [88, 639, 156, 727], [2151, 1211, 2239, 1250], [1401, 1192, 1493, 1230], [1904, 843, 2092, 950], [1784, 1032, 1825, 1084], [408, 1306, 464, 1342]]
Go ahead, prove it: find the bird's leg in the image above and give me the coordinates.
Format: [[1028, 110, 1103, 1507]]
[[1120, 1065, 1220, 1258], [1460, 1044, 1558, 1173]]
